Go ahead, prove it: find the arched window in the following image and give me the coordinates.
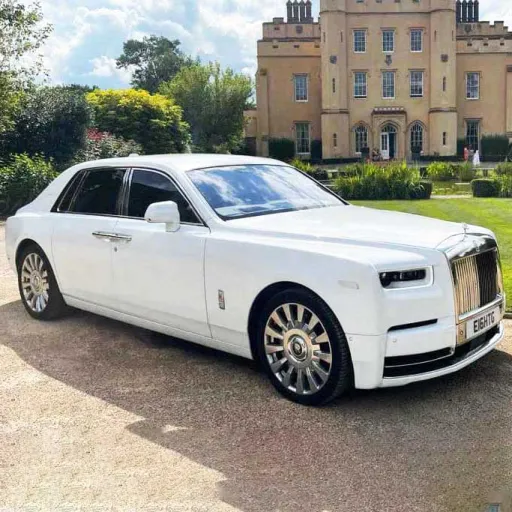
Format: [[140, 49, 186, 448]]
[[354, 125, 368, 153], [410, 123, 424, 153], [443, 76, 447, 92]]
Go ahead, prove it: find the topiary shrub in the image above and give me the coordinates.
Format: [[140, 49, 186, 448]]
[[472, 179, 500, 198], [426, 162, 455, 181], [481, 134, 510, 162], [269, 138, 295, 161], [0, 154, 57, 216], [412, 180, 433, 199]]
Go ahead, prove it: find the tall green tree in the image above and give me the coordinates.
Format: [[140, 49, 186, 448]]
[[160, 62, 253, 153], [116, 36, 195, 94], [0, 0, 52, 135], [2, 86, 92, 169], [86, 89, 190, 154]]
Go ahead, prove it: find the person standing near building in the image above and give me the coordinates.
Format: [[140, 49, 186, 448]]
[[464, 146, 469, 162]]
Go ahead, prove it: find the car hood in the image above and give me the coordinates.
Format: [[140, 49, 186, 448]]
[[226, 205, 491, 250]]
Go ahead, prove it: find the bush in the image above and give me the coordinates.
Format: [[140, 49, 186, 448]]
[[0, 154, 57, 216], [495, 162, 512, 176], [481, 134, 510, 162], [412, 180, 433, 199], [73, 129, 143, 163], [497, 175, 512, 197], [426, 162, 454, 181], [269, 138, 295, 161], [290, 158, 314, 174], [472, 179, 500, 198], [333, 161, 428, 200], [86, 89, 190, 155], [454, 162, 476, 182]]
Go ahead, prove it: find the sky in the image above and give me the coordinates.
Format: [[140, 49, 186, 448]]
[[30, 0, 512, 89]]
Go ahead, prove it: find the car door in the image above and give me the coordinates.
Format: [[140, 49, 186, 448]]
[[51, 167, 126, 308], [111, 168, 211, 337]]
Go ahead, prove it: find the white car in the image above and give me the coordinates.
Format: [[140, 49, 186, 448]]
[[5, 154, 506, 405]]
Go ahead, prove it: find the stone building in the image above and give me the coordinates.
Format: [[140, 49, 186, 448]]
[[246, 0, 512, 160]]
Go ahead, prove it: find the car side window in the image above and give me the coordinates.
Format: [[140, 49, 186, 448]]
[[54, 171, 87, 213], [128, 169, 201, 224], [71, 169, 126, 216]]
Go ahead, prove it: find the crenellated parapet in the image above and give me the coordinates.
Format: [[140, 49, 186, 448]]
[[456, 20, 512, 53]]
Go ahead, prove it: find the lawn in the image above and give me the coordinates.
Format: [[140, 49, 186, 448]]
[[352, 198, 512, 308]]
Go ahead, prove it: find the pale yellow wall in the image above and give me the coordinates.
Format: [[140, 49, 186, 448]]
[[256, 39, 322, 156]]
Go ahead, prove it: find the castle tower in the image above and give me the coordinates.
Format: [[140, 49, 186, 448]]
[[320, 0, 349, 158], [429, 0, 458, 156]]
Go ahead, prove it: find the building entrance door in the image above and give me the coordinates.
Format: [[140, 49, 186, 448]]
[[381, 124, 397, 160]]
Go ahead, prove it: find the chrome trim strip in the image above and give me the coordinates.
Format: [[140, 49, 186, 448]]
[[458, 295, 504, 322], [384, 350, 455, 369]]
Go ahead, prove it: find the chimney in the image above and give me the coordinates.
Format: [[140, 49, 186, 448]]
[[474, 0, 479, 22], [456, 0, 461, 23], [292, 1, 299, 22], [286, 0, 293, 23], [299, 0, 306, 22], [462, 0, 468, 23], [305, 0, 313, 22]]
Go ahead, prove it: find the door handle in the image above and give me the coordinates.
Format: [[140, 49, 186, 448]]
[[92, 232, 132, 243]]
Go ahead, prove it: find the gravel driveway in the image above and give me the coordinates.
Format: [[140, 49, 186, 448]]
[[1, 222, 511, 512]]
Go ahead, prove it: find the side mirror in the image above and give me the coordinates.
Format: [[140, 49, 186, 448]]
[[144, 201, 180, 232]]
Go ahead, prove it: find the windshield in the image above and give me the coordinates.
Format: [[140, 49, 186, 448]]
[[188, 164, 344, 220]]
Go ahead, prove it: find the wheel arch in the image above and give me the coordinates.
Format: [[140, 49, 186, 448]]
[[15, 239, 44, 270], [247, 281, 338, 361]]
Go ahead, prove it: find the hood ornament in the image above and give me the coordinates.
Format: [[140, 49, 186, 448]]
[[462, 223, 469, 237]]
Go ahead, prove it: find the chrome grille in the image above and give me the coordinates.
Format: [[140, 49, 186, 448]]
[[452, 249, 500, 317]]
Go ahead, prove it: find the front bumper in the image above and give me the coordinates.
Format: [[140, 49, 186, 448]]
[[380, 321, 504, 387]]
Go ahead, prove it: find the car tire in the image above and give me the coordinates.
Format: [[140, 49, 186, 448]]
[[256, 288, 353, 406], [17, 244, 69, 321]]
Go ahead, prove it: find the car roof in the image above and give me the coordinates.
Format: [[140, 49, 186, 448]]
[[75, 154, 287, 173]]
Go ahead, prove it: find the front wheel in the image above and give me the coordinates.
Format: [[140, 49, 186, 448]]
[[256, 288, 353, 406]]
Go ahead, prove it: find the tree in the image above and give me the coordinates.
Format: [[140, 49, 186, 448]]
[[160, 62, 253, 153], [2, 86, 92, 169], [0, 0, 52, 135], [116, 36, 195, 93], [86, 89, 190, 154]]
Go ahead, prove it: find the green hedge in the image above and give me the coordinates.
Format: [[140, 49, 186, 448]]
[[495, 162, 512, 176], [269, 138, 295, 161], [0, 154, 57, 216], [472, 179, 500, 197], [333, 162, 431, 200], [481, 134, 510, 162]]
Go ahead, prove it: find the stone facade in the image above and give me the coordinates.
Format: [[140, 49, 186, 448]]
[[248, 0, 512, 160]]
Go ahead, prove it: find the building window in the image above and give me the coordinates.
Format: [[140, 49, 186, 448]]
[[295, 122, 311, 154], [466, 72, 480, 99], [410, 29, 423, 52], [410, 70, 424, 97], [443, 132, 447, 146], [382, 71, 395, 99], [294, 74, 308, 102], [382, 30, 395, 53], [355, 125, 369, 153], [332, 78, 336, 93], [354, 30, 367, 53], [354, 72, 367, 98], [410, 123, 424, 153], [443, 76, 447, 92], [466, 120, 480, 150], [333, 133, 338, 147]]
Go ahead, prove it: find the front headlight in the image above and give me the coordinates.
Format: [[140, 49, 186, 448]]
[[379, 268, 431, 289]]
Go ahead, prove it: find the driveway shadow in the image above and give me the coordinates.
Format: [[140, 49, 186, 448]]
[[1, 300, 511, 512]]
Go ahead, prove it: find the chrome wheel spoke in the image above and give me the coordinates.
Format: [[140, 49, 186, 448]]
[[306, 368, 320, 392], [313, 351, 332, 365], [271, 312, 287, 331], [270, 357, 287, 373], [296, 369, 305, 394], [307, 313, 320, 333], [312, 361, 329, 383], [282, 366, 294, 388], [265, 343, 284, 355], [296, 305, 305, 324], [265, 326, 284, 341], [282, 304, 292, 325]]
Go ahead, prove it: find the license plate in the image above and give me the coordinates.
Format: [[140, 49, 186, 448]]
[[466, 306, 501, 340]]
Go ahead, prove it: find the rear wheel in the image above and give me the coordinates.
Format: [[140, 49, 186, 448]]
[[256, 288, 352, 405], [17, 244, 69, 320]]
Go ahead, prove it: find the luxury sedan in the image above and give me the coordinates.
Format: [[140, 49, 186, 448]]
[[5, 154, 505, 405]]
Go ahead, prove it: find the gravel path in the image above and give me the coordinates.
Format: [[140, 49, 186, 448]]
[[1, 223, 511, 512]]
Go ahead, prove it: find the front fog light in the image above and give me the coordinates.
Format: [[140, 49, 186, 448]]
[[379, 269, 427, 288]]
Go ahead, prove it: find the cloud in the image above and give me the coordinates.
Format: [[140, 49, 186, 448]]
[[89, 56, 133, 84]]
